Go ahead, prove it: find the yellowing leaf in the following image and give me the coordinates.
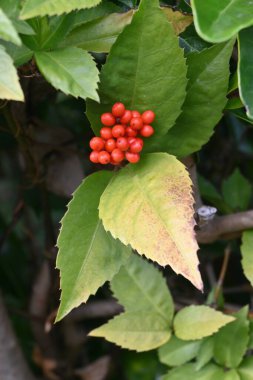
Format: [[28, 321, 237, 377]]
[[89, 310, 171, 352], [174, 306, 235, 340], [162, 8, 192, 35], [0, 45, 24, 101], [99, 153, 202, 290], [241, 230, 253, 286]]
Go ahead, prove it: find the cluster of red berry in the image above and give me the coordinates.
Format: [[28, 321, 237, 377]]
[[89, 102, 155, 165]]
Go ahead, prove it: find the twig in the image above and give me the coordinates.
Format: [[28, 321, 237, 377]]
[[197, 210, 253, 243], [214, 245, 231, 303]]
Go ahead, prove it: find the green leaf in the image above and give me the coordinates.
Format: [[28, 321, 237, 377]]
[[213, 307, 249, 368], [231, 108, 253, 126], [238, 357, 253, 380], [2, 42, 33, 67], [191, 0, 253, 43], [40, 14, 76, 49], [71, 1, 121, 29], [99, 153, 203, 290], [89, 310, 171, 352], [56, 171, 131, 321], [161, 40, 234, 157], [0, 8, 21, 45], [248, 320, 253, 349], [86, 0, 187, 141], [35, 48, 99, 101], [0, 45, 24, 101], [195, 337, 214, 370], [179, 24, 211, 54], [222, 169, 251, 212], [226, 96, 244, 110], [20, 0, 102, 19], [238, 27, 253, 120], [158, 336, 201, 367], [174, 305, 235, 340], [224, 370, 240, 380], [111, 254, 174, 323], [0, 0, 20, 18], [163, 363, 224, 380], [63, 7, 192, 53], [12, 19, 35, 35], [61, 11, 134, 53], [241, 230, 253, 287]]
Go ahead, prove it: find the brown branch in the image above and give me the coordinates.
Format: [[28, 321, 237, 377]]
[[0, 291, 36, 380], [197, 210, 253, 243]]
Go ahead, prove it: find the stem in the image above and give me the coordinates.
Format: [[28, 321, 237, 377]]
[[214, 245, 231, 303]]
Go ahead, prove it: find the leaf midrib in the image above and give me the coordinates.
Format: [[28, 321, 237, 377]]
[[63, 219, 102, 308], [38, 49, 90, 95], [121, 265, 170, 322]]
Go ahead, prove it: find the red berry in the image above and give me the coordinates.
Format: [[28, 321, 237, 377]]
[[112, 124, 125, 138], [101, 113, 116, 127], [105, 138, 116, 152], [89, 137, 104, 151], [120, 110, 132, 124], [98, 150, 111, 165], [100, 127, 113, 140], [142, 110, 155, 124], [116, 137, 129, 151], [111, 148, 125, 163], [129, 138, 143, 153], [130, 117, 143, 130], [89, 151, 99, 163], [125, 127, 137, 137], [110, 158, 118, 166], [112, 102, 125, 117], [128, 137, 136, 145], [125, 152, 140, 163], [131, 110, 141, 118], [140, 125, 154, 137]]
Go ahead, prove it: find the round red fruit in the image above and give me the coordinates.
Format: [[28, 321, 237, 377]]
[[112, 124, 125, 138], [130, 138, 143, 153], [111, 148, 125, 163], [130, 117, 143, 130], [105, 138, 116, 152], [89, 151, 99, 163], [125, 152, 140, 164], [112, 102, 125, 117], [89, 137, 104, 151], [142, 110, 155, 124], [101, 112, 116, 127], [100, 127, 113, 140], [140, 125, 154, 137], [128, 137, 136, 145], [110, 158, 118, 166], [120, 110, 132, 124], [98, 150, 111, 165], [116, 137, 129, 151], [125, 127, 137, 137], [131, 110, 141, 118]]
